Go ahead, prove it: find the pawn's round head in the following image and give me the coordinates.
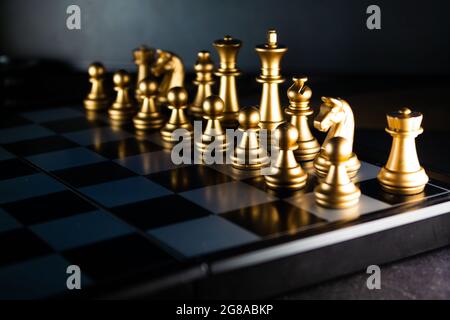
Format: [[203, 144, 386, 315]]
[[167, 87, 188, 108], [238, 106, 260, 129], [202, 95, 224, 118], [274, 122, 298, 150], [325, 137, 352, 162], [88, 62, 105, 78], [138, 78, 158, 97], [113, 70, 131, 87]]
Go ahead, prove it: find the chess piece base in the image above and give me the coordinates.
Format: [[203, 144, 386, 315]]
[[160, 123, 193, 142], [264, 165, 307, 190], [108, 106, 135, 125], [314, 151, 360, 179], [195, 137, 229, 154], [377, 166, 428, 195], [294, 138, 321, 162], [231, 148, 270, 170], [231, 160, 269, 170], [314, 175, 361, 209], [133, 113, 165, 130]]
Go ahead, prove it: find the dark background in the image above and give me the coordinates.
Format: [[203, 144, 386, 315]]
[[1, 0, 450, 75]]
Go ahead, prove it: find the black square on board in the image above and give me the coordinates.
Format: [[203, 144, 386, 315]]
[[0, 229, 53, 267], [42, 117, 107, 133], [2, 135, 79, 157], [0, 114, 33, 129], [112, 194, 211, 230], [147, 165, 233, 193], [0, 158, 38, 180], [3, 190, 97, 225], [220, 200, 326, 237], [62, 234, 176, 280], [359, 179, 449, 205], [87, 138, 163, 160], [52, 161, 137, 188]]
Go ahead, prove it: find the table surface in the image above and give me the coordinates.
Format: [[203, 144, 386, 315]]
[[2, 64, 450, 299]]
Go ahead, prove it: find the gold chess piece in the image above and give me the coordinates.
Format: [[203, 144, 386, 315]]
[[133, 78, 165, 130], [108, 70, 135, 125], [213, 35, 242, 128], [231, 106, 270, 170], [377, 107, 429, 195], [264, 122, 308, 190], [314, 137, 361, 209], [196, 95, 229, 158], [151, 49, 185, 105], [190, 51, 215, 118], [160, 87, 193, 142], [256, 29, 287, 133], [313, 97, 360, 178], [84, 62, 109, 111], [285, 76, 320, 162], [133, 46, 155, 101]]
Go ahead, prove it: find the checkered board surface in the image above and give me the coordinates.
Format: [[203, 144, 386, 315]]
[[0, 105, 449, 299]]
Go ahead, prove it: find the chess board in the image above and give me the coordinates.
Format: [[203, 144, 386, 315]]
[[0, 105, 449, 299]]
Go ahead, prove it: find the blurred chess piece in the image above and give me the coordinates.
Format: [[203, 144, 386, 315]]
[[108, 70, 135, 125], [190, 51, 215, 118], [256, 29, 287, 133], [231, 106, 270, 170], [133, 78, 165, 130], [196, 95, 229, 161], [285, 76, 320, 162], [213, 35, 242, 128], [314, 137, 361, 208], [377, 107, 429, 195], [84, 62, 109, 111], [313, 97, 360, 178], [160, 87, 193, 142], [264, 122, 307, 190], [151, 49, 184, 105], [133, 46, 155, 101]]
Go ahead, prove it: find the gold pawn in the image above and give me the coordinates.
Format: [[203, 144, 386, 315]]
[[213, 35, 242, 128], [196, 95, 229, 158], [285, 76, 320, 162], [231, 106, 270, 170], [377, 107, 429, 195], [84, 62, 109, 111], [160, 87, 193, 142], [108, 70, 135, 125], [133, 46, 155, 101], [256, 29, 288, 133], [264, 122, 308, 190], [314, 137, 361, 209], [133, 78, 165, 130], [190, 51, 215, 118]]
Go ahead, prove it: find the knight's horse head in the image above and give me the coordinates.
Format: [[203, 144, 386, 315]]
[[314, 97, 346, 132], [151, 49, 173, 77]]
